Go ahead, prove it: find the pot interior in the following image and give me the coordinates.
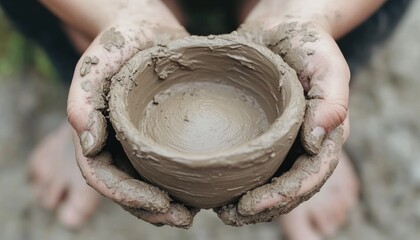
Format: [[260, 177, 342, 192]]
[[126, 41, 287, 155]]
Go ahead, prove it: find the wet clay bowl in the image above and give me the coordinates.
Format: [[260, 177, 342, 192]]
[[109, 35, 305, 209]]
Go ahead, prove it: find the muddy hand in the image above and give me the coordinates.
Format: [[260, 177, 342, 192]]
[[215, 126, 344, 226], [60, 0, 195, 228], [67, 23, 196, 227], [215, 17, 350, 226], [63, 0, 188, 157], [72, 130, 197, 228], [239, 20, 350, 154], [68, 25, 187, 157]]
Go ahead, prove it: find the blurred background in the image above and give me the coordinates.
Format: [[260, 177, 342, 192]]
[[1, 1, 420, 240]]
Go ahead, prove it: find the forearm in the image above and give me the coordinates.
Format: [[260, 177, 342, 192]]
[[40, 0, 115, 37], [39, 0, 176, 38], [246, 0, 386, 39]]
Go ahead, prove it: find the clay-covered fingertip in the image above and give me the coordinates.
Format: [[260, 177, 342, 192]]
[[174, 216, 194, 229], [214, 205, 243, 227], [327, 125, 345, 143], [145, 199, 171, 214], [80, 111, 108, 157], [80, 131, 95, 157], [301, 126, 325, 155], [237, 194, 258, 216], [126, 181, 171, 214], [237, 205, 256, 217], [166, 204, 196, 229]]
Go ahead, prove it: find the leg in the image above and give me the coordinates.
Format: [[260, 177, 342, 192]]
[[28, 121, 101, 229]]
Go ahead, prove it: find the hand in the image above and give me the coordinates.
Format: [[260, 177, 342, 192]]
[[72, 131, 199, 228], [52, 0, 196, 228], [215, 18, 350, 226]]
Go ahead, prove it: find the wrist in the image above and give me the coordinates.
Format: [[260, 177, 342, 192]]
[[245, 0, 385, 39]]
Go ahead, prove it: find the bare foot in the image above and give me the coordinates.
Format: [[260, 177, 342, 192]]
[[28, 121, 101, 229], [279, 152, 359, 240]]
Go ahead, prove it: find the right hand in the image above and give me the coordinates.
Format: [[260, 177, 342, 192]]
[[42, 0, 197, 228]]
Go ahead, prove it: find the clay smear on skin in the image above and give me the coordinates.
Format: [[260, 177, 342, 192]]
[[77, 26, 128, 156], [100, 27, 126, 52], [80, 56, 99, 77]]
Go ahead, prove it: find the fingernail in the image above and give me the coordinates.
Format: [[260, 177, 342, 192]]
[[80, 131, 95, 156], [308, 127, 326, 154]]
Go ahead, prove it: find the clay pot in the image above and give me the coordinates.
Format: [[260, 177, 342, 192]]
[[109, 35, 305, 209]]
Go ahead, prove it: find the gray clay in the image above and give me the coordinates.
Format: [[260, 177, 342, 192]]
[[109, 35, 305, 209]]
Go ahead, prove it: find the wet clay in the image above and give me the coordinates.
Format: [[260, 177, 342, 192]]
[[80, 56, 99, 77], [100, 27, 126, 52], [109, 35, 305, 209], [141, 81, 269, 154]]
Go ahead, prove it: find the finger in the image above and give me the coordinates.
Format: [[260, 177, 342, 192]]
[[237, 126, 344, 216], [123, 203, 198, 229], [343, 112, 350, 142], [57, 185, 100, 230], [67, 23, 156, 157], [214, 203, 286, 227], [72, 131, 171, 213], [215, 204, 276, 227]]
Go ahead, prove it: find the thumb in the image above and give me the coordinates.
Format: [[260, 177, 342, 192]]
[[299, 41, 350, 155], [67, 23, 156, 157]]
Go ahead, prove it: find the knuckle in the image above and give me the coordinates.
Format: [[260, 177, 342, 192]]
[[331, 102, 348, 125], [66, 101, 80, 126]]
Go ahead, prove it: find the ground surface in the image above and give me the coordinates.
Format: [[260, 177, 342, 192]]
[[1, 2, 420, 240]]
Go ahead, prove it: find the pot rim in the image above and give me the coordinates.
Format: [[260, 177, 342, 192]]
[[109, 35, 305, 168]]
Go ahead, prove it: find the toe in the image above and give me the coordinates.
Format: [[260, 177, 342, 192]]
[[310, 207, 339, 238], [305, 197, 333, 238], [31, 175, 51, 205], [58, 186, 100, 229], [41, 179, 66, 210], [334, 202, 348, 228], [280, 205, 321, 240], [58, 204, 85, 229]]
